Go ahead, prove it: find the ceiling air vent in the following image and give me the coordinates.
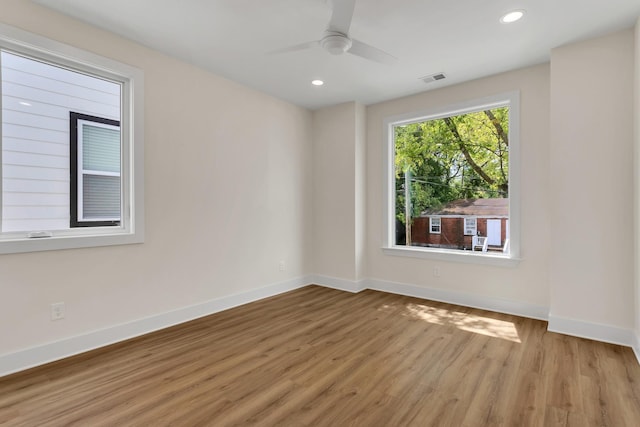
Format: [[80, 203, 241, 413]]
[[420, 73, 446, 84]]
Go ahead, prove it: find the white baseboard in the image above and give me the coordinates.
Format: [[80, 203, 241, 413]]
[[310, 274, 366, 293], [0, 276, 311, 378], [4, 274, 637, 377], [365, 278, 549, 321], [547, 315, 634, 347]]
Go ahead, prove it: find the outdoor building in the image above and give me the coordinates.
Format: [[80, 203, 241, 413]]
[[412, 198, 509, 251]]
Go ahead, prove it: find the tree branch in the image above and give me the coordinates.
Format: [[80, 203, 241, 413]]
[[484, 109, 509, 147], [443, 117, 496, 186]]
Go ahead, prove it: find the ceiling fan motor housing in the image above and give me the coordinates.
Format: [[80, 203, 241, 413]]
[[321, 31, 352, 54]]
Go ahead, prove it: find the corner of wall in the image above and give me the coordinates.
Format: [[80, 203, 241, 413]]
[[547, 315, 635, 348], [549, 27, 636, 336], [310, 274, 366, 293], [634, 16, 640, 363], [354, 101, 367, 281]]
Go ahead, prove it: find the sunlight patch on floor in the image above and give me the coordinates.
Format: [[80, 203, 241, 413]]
[[404, 303, 521, 343]]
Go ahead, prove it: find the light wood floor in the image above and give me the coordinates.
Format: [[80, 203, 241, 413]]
[[1, 285, 640, 426]]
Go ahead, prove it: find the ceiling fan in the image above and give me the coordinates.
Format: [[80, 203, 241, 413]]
[[273, 0, 397, 65]]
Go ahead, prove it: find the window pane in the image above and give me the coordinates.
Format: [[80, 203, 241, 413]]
[[464, 218, 477, 235], [82, 124, 120, 173], [394, 106, 509, 252], [82, 174, 120, 219], [1, 50, 121, 232]]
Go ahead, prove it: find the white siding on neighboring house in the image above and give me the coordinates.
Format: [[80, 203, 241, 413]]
[[1, 51, 120, 232]]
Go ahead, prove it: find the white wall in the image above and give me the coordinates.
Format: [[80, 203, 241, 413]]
[[0, 1, 313, 358], [312, 102, 366, 282], [635, 17, 640, 353], [549, 30, 635, 335], [355, 102, 367, 281], [365, 65, 551, 310]]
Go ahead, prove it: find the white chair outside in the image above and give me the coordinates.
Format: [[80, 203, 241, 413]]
[[472, 235, 488, 252]]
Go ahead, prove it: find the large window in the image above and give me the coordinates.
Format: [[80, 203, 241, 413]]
[[0, 23, 144, 254], [384, 93, 519, 263]]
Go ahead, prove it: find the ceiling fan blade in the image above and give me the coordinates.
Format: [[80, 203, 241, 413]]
[[269, 40, 320, 55], [327, 0, 356, 34], [348, 39, 397, 65]]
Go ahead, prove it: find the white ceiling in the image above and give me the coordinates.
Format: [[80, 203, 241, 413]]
[[35, 0, 640, 110]]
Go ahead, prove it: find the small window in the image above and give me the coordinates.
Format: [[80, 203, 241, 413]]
[[430, 217, 441, 234], [464, 217, 477, 235], [70, 113, 121, 228]]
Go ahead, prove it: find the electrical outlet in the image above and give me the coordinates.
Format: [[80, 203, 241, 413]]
[[279, 261, 286, 272], [51, 302, 65, 321], [433, 266, 441, 277]]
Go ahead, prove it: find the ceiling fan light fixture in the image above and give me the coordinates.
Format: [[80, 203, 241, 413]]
[[272, 0, 396, 65], [500, 10, 525, 24], [321, 32, 352, 55]]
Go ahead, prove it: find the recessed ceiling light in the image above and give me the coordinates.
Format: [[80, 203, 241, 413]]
[[311, 79, 324, 86], [500, 10, 525, 24]]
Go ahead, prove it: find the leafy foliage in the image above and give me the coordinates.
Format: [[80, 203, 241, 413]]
[[394, 107, 509, 242]]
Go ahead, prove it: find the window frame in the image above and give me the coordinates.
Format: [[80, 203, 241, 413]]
[[70, 112, 121, 228], [464, 217, 477, 236], [429, 217, 441, 234], [0, 23, 144, 254], [382, 92, 520, 266]]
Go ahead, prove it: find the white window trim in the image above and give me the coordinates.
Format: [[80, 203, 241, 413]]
[[382, 92, 520, 267], [429, 217, 441, 234], [464, 217, 477, 236], [76, 119, 121, 224], [0, 23, 144, 254]]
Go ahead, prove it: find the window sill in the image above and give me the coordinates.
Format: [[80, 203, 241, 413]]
[[382, 246, 521, 267], [0, 231, 143, 255]]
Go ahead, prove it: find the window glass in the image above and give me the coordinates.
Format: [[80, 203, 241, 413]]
[[82, 124, 120, 173], [388, 99, 514, 256], [71, 114, 121, 227], [429, 217, 441, 234], [1, 50, 122, 232], [464, 217, 477, 236]]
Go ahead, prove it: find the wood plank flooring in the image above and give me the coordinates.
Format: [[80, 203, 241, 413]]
[[1, 285, 639, 426]]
